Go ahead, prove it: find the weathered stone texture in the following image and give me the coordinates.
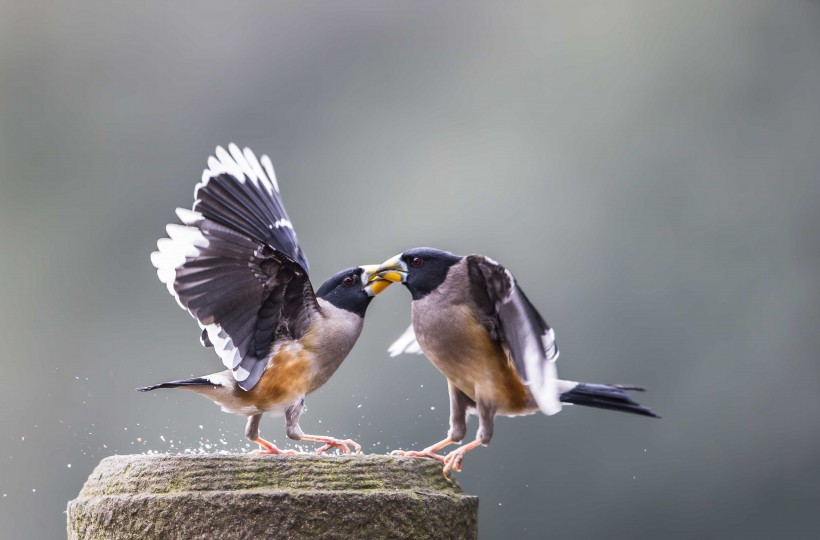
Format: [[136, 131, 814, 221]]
[[67, 454, 478, 539]]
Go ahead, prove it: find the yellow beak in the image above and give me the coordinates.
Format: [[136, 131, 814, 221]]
[[373, 254, 408, 283], [361, 264, 393, 296]]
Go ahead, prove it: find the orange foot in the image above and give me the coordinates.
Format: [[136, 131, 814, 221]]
[[442, 449, 465, 475], [251, 437, 299, 455], [442, 440, 484, 476], [301, 435, 362, 455], [390, 437, 455, 464], [390, 449, 446, 463]]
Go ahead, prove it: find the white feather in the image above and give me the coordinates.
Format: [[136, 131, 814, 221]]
[[151, 236, 196, 308], [233, 364, 250, 382], [174, 207, 202, 226], [206, 156, 224, 178], [543, 327, 559, 363], [152, 146, 288, 387], [166, 224, 208, 248], [229, 143, 258, 188], [203, 371, 234, 387], [260, 154, 280, 192], [244, 147, 274, 196], [215, 145, 243, 182], [556, 379, 579, 394], [271, 218, 293, 230], [388, 324, 424, 357], [509, 288, 561, 415]]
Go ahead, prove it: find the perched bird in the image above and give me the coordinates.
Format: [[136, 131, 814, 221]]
[[375, 247, 659, 474], [138, 144, 392, 454]]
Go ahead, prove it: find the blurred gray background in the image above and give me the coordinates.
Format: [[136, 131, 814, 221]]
[[1, 1, 819, 538]]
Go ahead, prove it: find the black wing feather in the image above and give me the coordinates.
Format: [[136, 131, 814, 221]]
[[194, 145, 309, 272]]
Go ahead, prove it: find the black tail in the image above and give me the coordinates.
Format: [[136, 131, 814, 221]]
[[560, 383, 660, 418], [136, 377, 217, 392]]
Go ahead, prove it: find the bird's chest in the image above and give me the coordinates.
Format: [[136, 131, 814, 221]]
[[412, 294, 533, 412], [412, 299, 497, 397]]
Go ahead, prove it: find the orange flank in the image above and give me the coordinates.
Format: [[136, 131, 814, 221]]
[[238, 345, 313, 410], [430, 309, 534, 415]]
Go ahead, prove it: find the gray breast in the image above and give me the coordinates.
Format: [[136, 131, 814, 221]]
[[411, 260, 476, 362], [306, 299, 365, 391]]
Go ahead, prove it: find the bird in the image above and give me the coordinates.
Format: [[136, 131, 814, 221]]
[[138, 144, 392, 455], [374, 247, 659, 474]]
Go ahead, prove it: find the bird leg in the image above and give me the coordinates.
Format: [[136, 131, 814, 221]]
[[284, 399, 361, 454], [246, 415, 299, 454], [252, 437, 299, 455], [441, 398, 495, 476], [391, 384, 474, 463]]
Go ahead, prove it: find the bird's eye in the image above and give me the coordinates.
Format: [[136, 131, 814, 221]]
[[342, 276, 355, 286], [410, 257, 423, 267]]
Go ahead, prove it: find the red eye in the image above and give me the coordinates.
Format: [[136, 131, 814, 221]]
[[342, 276, 355, 286], [410, 257, 423, 267]]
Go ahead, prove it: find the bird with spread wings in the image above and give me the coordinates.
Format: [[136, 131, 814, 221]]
[[138, 145, 392, 454]]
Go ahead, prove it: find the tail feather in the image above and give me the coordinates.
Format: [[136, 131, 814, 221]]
[[560, 383, 660, 418], [136, 377, 218, 392]]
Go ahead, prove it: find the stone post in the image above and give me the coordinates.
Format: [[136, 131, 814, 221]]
[[67, 454, 478, 539]]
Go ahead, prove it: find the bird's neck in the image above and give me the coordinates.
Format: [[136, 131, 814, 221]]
[[304, 299, 365, 392]]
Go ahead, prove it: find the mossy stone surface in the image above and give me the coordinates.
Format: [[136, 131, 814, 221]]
[[67, 454, 478, 539]]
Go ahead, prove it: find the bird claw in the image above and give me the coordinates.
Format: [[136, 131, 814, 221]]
[[390, 449, 446, 463], [251, 447, 300, 455], [313, 437, 361, 455], [251, 437, 300, 455], [442, 449, 466, 476]]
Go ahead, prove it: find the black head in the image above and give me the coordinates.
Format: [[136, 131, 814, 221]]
[[377, 247, 463, 300], [315, 266, 383, 316]]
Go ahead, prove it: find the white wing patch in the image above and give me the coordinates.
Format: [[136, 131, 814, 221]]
[[506, 280, 562, 416], [150, 210, 252, 380], [271, 218, 293, 230], [543, 327, 559, 364], [388, 324, 424, 357], [197, 143, 279, 203], [151, 221, 208, 307], [151, 179, 263, 382], [260, 154, 279, 193]]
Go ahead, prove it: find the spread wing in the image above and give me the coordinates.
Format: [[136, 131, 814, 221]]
[[467, 255, 561, 415], [151, 144, 319, 390]]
